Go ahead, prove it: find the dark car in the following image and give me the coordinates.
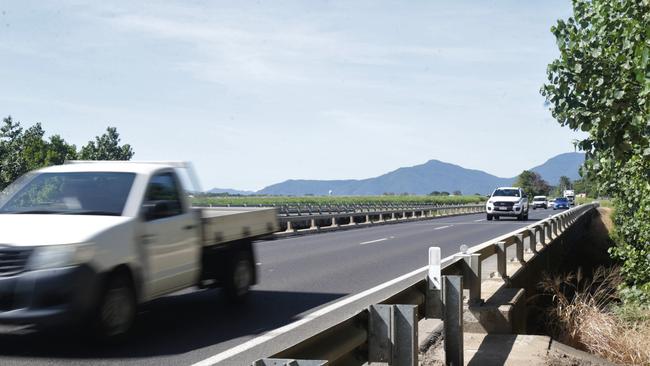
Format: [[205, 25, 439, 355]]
[[553, 197, 570, 210]]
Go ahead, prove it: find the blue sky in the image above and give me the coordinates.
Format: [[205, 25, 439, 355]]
[[0, 1, 584, 191]]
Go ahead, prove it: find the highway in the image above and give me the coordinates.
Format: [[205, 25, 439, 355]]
[[0, 208, 558, 366]]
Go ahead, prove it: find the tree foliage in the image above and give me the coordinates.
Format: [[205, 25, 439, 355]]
[[542, 0, 650, 297], [79, 127, 134, 161], [515, 170, 551, 197], [0, 116, 134, 190], [558, 176, 572, 191]]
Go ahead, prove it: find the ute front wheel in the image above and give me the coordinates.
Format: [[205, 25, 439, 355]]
[[93, 272, 136, 341]]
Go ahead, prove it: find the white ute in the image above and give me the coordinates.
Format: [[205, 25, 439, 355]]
[[0, 161, 278, 338], [485, 187, 529, 221]]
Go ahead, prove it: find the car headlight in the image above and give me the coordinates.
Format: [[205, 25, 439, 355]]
[[28, 243, 95, 270], [487, 200, 493, 204]]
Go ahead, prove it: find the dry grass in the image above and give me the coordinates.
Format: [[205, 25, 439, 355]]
[[542, 267, 650, 365]]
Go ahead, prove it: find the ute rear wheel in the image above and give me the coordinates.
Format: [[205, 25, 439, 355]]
[[225, 252, 254, 302]]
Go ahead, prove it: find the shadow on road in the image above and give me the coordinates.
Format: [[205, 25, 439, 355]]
[[0, 288, 346, 360]]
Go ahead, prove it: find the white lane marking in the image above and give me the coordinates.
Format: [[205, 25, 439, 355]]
[[359, 237, 388, 245], [474, 219, 485, 222], [190, 258, 449, 366], [433, 225, 453, 230]]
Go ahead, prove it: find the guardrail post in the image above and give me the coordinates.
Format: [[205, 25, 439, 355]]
[[496, 241, 509, 281], [330, 217, 337, 228], [349, 216, 356, 226], [391, 212, 396, 221], [443, 275, 464, 366], [394, 305, 418, 366], [454, 250, 482, 305], [515, 233, 525, 264], [368, 304, 418, 366], [286, 220, 295, 233], [369, 305, 392, 363], [539, 222, 550, 246], [310, 218, 317, 230]]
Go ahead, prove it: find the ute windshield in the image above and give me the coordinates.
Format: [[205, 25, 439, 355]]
[[533, 197, 546, 201], [0, 172, 136, 216], [492, 189, 520, 197]]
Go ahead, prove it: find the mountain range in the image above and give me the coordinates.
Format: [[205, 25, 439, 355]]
[[210, 152, 585, 196]]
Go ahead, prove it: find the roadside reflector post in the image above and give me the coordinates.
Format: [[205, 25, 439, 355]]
[[426, 247, 443, 319]]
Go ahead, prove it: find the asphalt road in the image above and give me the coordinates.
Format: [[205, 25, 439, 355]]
[[0, 208, 559, 366]]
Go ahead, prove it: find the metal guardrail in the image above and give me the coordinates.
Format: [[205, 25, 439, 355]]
[[277, 204, 485, 233], [193, 203, 486, 233], [252, 203, 599, 366], [197, 202, 485, 216]]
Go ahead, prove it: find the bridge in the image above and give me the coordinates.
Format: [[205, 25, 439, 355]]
[[0, 204, 600, 366]]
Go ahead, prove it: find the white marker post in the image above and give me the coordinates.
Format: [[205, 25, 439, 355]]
[[426, 247, 443, 318]]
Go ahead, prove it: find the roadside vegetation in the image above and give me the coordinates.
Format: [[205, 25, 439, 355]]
[[191, 194, 486, 207], [542, 267, 650, 365], [541, 0, 650, 361], [0, 116, 133, 190]]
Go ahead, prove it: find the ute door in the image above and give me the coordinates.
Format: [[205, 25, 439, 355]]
[[139, 171, 200, 299]]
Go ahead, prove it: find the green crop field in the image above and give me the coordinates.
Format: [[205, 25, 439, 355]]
[[191, 195, 487, 207]]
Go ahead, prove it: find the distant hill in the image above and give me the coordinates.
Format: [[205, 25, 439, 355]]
[[206, 188, 255, 195], [529, 152, 585, 185], [258, 160, 513, 196], [255, 152, 585, 196]]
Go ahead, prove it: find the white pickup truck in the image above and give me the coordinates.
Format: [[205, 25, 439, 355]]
[[485, 186, 529, 221], [0, 161, 278, 338]]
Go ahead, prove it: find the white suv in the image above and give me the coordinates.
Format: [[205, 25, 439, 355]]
[[486, 187, 529, 221], [532, 195, 548, 209]]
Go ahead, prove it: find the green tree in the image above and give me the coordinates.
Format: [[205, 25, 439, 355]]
[[515, 170, 550, 198], [79, 127, 134, 161], [558, 176, 572, 192], [0, 117, 134, 190], [429, 191, 441, 196], [453, 190, 462, 196], [0, 117, 78, 189], [541, 0, 650, 297]]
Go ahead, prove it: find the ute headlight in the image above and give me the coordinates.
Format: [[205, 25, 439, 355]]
[[28, 243, 95, 270]]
